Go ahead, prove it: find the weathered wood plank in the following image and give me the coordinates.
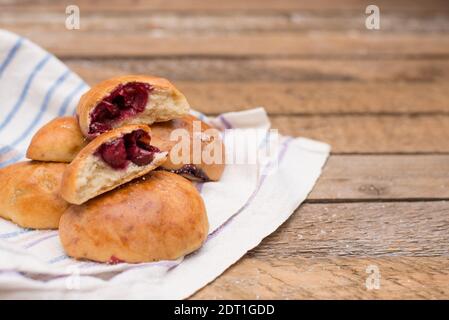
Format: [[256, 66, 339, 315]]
[[311, 155, 449, 200], [271, 115, 449, 153], [192, 256, 449, 299], [15, 32, 449, 58], [4, 0, 449, 13], [66, 58, 449, 83], [249, 202, 449, 258], [65, 60, 449, 114], [3, 11, 449, 34], [179, 82, 449, 115]]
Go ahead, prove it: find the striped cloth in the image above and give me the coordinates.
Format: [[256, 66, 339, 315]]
[[0, 29, 330, 299], [0, 29, 88, 166]]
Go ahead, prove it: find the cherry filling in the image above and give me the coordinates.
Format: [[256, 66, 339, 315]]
[[89, 82, 152, 136], [96, 129, 160, 170], [108, 255, 124, 265], [170, 164, 209, 181]]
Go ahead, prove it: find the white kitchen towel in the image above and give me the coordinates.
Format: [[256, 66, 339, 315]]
[[0, 29, 330, 299]]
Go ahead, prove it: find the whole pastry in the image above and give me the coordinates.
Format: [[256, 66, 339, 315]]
[[26, 116, 88, 162], [59, 171, 209, 263], [60, 124, 167, 205], [0, 161, 69, 229], [151, 115, 225, 181], [77, 75, 190, 138]]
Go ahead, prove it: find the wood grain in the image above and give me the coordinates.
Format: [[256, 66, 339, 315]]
[[66, 59, 449, 114], [250, 202, 449, 258], [179, 82, 449, 115], [15, 32, 449, 58], [66, 58, 449, 83], [3, 11, 449, 34], [271, 115, 449, 153], [4, 0, 449, 13], [192, 256, 449, 299], [311, 155, 449, 200]]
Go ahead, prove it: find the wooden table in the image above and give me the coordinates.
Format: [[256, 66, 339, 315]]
[[2, 0, 448, 299]]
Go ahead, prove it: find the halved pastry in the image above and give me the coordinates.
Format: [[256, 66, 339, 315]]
[[59, 171, 209, 263], [26, 116, 88, 163], [25, 114, 225, 182], [60, 124, 167, 205], [151, 115, 225, 181], [77, 75, 190, 138], [0, 161, 69, 229]]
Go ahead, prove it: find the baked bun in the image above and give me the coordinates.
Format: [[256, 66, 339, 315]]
[[26, 116, 88, 163], [59, 171, 208, 263], [77, 75, 190, 138], [0, 161, 69, 229], [60, 125, 167, 205], [151, 115, 225, 181]]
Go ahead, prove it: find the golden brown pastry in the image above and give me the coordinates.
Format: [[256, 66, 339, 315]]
[[77, 75, 190, 138], [0, 161, 69, 229], [151, 115, 225, 181], [26, 116, 88, 162], [27, 115, 226, 181], [59, 171, 209, 263], [60, 124, 167, 205]]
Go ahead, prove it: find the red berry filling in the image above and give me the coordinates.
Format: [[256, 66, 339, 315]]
[[89, 82, 152, 136], [96, 129, 160, 169], [170, 164, 209, 181], [108, 255, 124, 264]]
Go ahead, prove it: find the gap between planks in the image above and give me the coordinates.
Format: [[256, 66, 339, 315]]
[[3, 10, 449, 34], [11, 32, 449, 58]]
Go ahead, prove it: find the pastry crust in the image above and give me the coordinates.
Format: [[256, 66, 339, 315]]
[[60, 124, 167, 205], [25, 115, 225, 181], [151, 115, 225, 181], [26, 116, 88, 163], [77, 75, 190, 138], [0, 161, 69, 229], [59, 171, 209, 263]]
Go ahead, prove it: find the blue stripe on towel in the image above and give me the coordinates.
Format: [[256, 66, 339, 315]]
[[23, 233, 58, 249], [0, 37, 23, 78], [0, 70, 70, 165], [57, 80, 87, 116], [0, 53, 51, 132], [0, 228, 32, 239]]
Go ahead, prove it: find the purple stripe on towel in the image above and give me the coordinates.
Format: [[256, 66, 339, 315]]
[[218, 115, 233, 129], [196, 182, 205, 193], [207, 137, 294, 240]]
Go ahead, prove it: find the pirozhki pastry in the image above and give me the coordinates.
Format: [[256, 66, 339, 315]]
[[151, 115, 225, 181], [59, 171, 209, 263], [77, 75, 190, 138], [0, 161, 69, 229], [26, 116, 88, 162], [60, 124, 167, 205]]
